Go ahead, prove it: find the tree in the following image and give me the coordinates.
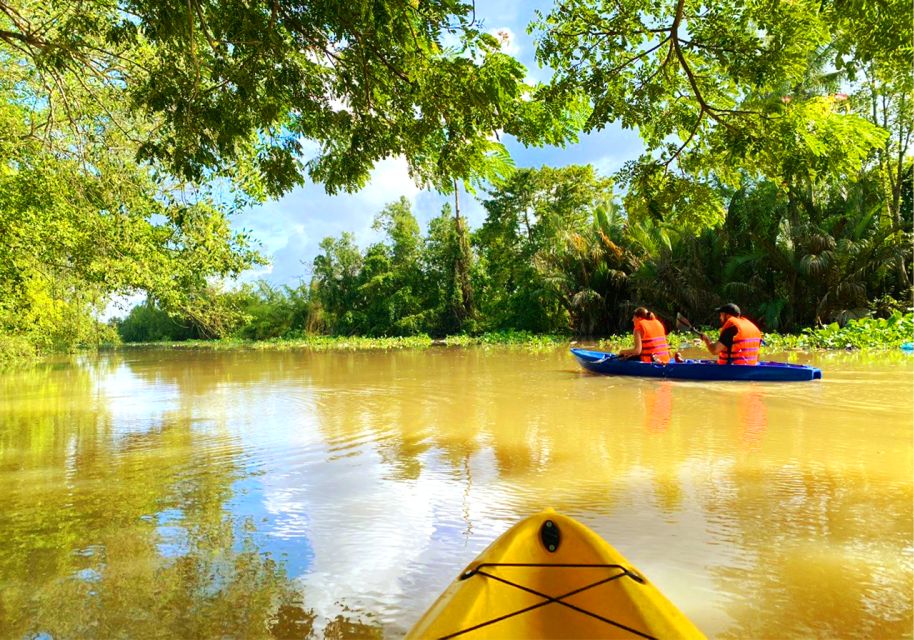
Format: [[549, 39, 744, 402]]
[[0, 0, 583, 197], [717, 175, 910, 328], [0, 99, 260, 348], [0, 3, 264, 351], [535, 199, 636, 334], [450, 187, 477, 329], [373, 198, 429, 334], [424, 203, 475, 334], [533, 0, 891, 228], [835, 0, 914, 287], [0, 0, 589, 353], [311, 233, 364, 334], [117, 299, 200, 342], [475, 165, 612, 331]]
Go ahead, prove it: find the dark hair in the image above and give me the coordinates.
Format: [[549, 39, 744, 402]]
[[633, 307, 655, 320]]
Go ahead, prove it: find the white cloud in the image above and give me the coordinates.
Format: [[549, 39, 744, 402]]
[[358, 156, 421, 206], [232, 156, 423, 287], [593, 154, 628, 177]]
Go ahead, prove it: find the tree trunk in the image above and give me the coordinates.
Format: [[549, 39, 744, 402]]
[[892, 98, 911, 290], [453, 182, 475, 328]]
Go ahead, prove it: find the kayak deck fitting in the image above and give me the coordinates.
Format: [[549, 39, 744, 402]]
[[570, 348, 822, 381], [407, 511, 704, 639]]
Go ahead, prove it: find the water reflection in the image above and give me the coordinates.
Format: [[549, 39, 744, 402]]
[[706, 465, 913, 638], [0, 357, 381, 639], [0, 348, 910, 638], [736, 390, 768, 448], [643, 381, 674, 434]]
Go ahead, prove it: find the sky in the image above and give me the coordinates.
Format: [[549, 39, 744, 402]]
[[227, 0, 646, 291]]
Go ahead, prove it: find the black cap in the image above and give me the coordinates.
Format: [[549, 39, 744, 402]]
[[715, 303, 741, 316]]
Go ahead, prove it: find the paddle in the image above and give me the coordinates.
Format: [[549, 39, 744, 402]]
[[675, 313, 705, 338], [675, 313, 713, 359]]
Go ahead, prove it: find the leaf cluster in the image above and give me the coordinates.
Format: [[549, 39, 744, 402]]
[[1, 0, 584, 197]]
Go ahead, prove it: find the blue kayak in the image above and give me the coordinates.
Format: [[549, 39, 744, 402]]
[[571, 348, 822, 382]]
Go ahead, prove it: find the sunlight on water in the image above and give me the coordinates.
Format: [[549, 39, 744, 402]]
[[0, 347, 911, 638]]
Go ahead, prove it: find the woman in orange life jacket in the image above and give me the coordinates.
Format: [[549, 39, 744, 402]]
[[619, 307, 671, 363], [699, 303, 763, 365]]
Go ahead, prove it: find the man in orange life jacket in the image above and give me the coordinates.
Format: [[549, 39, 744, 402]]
[[700, 303, 763, 365], [619, 307, 671, 363]]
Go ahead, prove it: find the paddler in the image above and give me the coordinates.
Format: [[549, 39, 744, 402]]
[[619, 307, 671, 363], [700, 303, 762, 365]]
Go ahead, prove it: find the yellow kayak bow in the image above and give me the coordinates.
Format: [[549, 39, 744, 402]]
[[407, 511, 705, 639]]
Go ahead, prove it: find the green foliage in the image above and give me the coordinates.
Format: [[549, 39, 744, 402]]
[[115, 315, 914, 353], [117, 283, 323, 343], [474, 331, 569, 349], [311, 232, 365, 334], [117, 332, 578, 352], [0, 335, 37, 364], [359, 198, 426, 334], [762, 313, 914, 350], [535, 199, 637, 335], [532, 0, 898, 229], [126, 160, 910, 345], [426, 204, 476, 335], [1, 0, 588, 359], [4, 1, 912, 358], [0, 2, 263, 356], [117, 300, 200, 343], [129, 335, 437, 351], [231, 282, 322, 340], [475, 165, 613, 332], [0, 0, 582, 197], [309, 198, 478, 336], [311, 209, 427, 337]]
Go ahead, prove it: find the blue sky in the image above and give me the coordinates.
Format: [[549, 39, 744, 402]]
[[231, 0, 644, 289]]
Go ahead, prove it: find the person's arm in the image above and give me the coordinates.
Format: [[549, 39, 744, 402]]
[[700, 332, 725, 356], [619, 330, 642, 358], [702, 326, 736, 356]]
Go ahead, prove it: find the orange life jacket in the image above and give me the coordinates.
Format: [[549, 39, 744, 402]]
[[718, 316, 762, 365], [634, 318, 670, 363]]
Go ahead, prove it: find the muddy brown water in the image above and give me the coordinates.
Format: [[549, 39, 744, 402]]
[[0, 347, 911, 638]]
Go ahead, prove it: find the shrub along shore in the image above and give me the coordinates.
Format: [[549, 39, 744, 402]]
[[2, 313, 910, 367], [114, 313, 912, 353]]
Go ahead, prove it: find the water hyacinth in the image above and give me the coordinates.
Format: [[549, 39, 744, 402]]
[[110, 313, 913, 354]]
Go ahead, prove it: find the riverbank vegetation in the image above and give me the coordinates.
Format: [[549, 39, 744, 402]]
[[113, 160, 912, 346], [1, 0, 911, 362], [113, 313, 914, 355]]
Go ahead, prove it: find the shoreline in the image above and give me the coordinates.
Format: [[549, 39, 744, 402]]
[[108, 328, 910, 353], [3, 312, 911, 365]]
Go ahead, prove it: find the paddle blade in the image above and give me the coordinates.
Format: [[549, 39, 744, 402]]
[[676, 313, 703, 336]]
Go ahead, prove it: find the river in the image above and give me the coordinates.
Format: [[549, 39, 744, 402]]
[[0, 347, 911, 638]]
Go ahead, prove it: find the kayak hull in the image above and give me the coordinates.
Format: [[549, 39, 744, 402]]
[[407, 511, 704, 639], [571, 348, 822, 382]]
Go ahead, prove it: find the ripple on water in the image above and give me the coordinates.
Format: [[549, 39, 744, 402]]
[[0, 347, 909, 640]]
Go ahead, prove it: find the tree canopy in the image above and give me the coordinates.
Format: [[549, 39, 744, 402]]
[[0, 0, 590, 350], [1, 0, 911, 354], [0, 42, 260, 347], [1, 0, 584, 196], [532, 0, 909, 229]]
